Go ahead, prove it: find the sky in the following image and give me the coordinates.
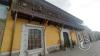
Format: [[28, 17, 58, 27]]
[[0, 4, 8, 19], [46, 0, 100, 31]]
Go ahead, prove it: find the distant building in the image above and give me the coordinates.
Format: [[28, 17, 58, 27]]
[[92, 31, 100, 41], [80, 26, 95, 42]]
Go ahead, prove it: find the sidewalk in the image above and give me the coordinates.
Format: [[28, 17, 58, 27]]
[[46, 50, 66, 56], [46, 41, 100, 56]]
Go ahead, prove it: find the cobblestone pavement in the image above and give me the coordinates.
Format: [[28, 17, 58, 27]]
[[46, 41, 100, 56]]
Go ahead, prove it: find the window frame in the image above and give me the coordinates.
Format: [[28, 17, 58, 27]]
[[20, 24, 44, 56], [28, 29, 42, 50]]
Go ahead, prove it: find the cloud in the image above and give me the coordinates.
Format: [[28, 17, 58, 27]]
[[46, 0, 71, 11], [68, 0, 100, 31], [46, 0, 100, 31]]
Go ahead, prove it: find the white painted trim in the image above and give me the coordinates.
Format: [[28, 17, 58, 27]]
[[46, 45, 60, 53], [61, 28, 71, 46], [47, 44, 60, 49], [19, 24, 45, 56], [76, 31, 80, 45], [26, 25, 44, 49], [44, 31, 48, 54], [76, 31, 83, 44], [27, 48, 43, 54], [19, 25, 27, 56], [0, 50, 19, 55], [25, 24, 44, 28]]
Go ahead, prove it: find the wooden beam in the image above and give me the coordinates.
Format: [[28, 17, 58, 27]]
[[10, 12, 17, 56], [43, 20, 48, 56]]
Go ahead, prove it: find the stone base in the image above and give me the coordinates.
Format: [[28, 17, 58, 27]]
[[0, 51, 19, 56], [47, 45, 60, 53]]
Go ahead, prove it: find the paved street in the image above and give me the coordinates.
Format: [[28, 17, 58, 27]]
[[46, 41, 100, 56]]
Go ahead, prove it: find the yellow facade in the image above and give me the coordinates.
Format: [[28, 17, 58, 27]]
[[1, 12, 61, 52], [0, 11, 79, 53], [45, 25, 60, 47], [70, 30, 78, 45], [1, 12, 29, 52], [1, 12, 14, 52]]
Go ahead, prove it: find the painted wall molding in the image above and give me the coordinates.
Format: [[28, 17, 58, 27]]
[[0, 50, 19, 55]]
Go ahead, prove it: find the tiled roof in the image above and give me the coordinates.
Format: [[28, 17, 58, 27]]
[[11, 0, 84, 30]]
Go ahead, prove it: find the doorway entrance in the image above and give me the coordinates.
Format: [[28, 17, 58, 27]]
[[61, 29, 71, 48], [63, 32, 70, 48]]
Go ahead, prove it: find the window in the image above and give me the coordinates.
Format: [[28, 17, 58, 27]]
[[28, 29, 42, 50]]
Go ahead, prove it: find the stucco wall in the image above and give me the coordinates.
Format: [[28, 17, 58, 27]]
[[1, 12, 60, 53], [1, 12, 14, 52], [70, 30, 78, 45], [1, 12, 78, 55], [1, 12, 40, 52], [45, 25, 60, 47]]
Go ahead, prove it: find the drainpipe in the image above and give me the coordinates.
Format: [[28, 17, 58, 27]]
[[9, 12, 17, 56]]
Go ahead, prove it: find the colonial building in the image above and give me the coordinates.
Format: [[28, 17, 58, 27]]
[[0, 0, 84, 56]]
